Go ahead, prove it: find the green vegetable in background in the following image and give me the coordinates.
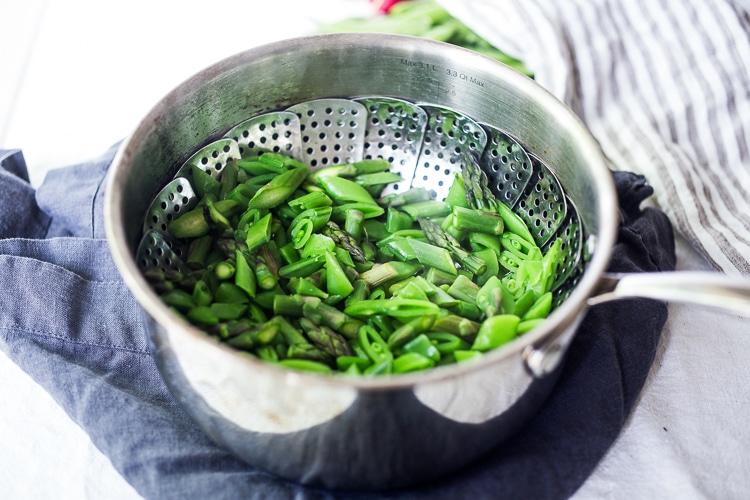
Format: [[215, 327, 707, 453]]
[[316, 0, 533, 78]]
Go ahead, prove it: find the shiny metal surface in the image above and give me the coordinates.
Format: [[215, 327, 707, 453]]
[[223, 111, 302, 160], [355, 96, 428, 198], [288, 98, 368, 167], [411, 104, 488, 201], [104, 33, 619, 490], [589, 272, 750, 316]]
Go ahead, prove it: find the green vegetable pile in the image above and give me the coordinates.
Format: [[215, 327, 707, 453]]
[[145, 151, 562, 375], [317, 0, 533, 78]]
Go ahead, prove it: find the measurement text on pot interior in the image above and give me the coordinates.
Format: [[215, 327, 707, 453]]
[[399, 59, 485, 87]]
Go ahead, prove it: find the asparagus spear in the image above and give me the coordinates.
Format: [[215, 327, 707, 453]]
[[247, 164, 309, 210], [286, 343, 333, 364], [322, 221, 366, 263], [461, 152, 498, 212], [299, 318, 354, 358], [418, 217, 486, 275]]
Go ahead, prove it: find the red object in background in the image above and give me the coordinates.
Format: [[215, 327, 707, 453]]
[[370, 0, 405, 13]]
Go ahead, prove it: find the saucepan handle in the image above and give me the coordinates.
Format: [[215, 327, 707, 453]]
[[587, 271, 750, 317], [523, 271, 750, 378]]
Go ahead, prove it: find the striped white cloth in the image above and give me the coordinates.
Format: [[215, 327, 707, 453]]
[[440, 0, 750, 276]]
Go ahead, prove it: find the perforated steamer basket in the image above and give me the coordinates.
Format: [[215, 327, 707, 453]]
[[104, 33, 750, 490]]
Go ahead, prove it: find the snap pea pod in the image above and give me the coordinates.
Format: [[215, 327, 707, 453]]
[[379, 187, 431, 207], [426, 332, 471, 354], [499, 251, 522, 273], [497, 201, 535, 244], [446, 274, 480, 304], [454, 350, 483, 363], [219, 162, 239, 200], [309, 164, 358, 183], [214, 282, 249, 304], [244, 213, 272, 253], [161, 289, 195, 310], [210, 302, 248, 321], [476, 276, 503, 318], [344, 209, 365, 241], [289, 207, 332, 233], [401, 200, 452, 220], [278, 254, 326, 278], [473, 248, 500, 286], [331, 203, 385, 222], [337, 355, 371, 373], [507, 288, 536, 318], [192, 280, 213, 307], [384, 238, 417, 262], [354, 172, 404, 187], [288, 191, 332, 211], [444, 173, 469, 209], [468, 232, 502, 256], [386, 207, 413, 233], [501, 232, 540, 260], [344, 298, 440, 321], [317, 175, 379, 206], [391, 279, 429, 301], [325, 251, 354, 299], [191, 165, 221, 199], [234, 250, 256, 298], [392, 352, 434, 373], [300, 234, 335, 259], [401, 334, 441, 362], [290, 218, 314, 249], [186, 235, 213, 269], [289, 276, 328, 299], [523, 292, 553, 321], [237, 159, 280, 176], [387, 315, 436, 349], [471, 314, 520, 351], [406, 238, 457, 276], [358, 325, 393, 364], [278, 359, 333, 374], [247, 164, 309, 210]]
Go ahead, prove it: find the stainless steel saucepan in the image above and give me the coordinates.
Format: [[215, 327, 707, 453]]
[[104, 33, 750, 490]]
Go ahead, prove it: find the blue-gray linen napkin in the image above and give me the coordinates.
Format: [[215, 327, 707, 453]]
[[0, 145, 675, 499]]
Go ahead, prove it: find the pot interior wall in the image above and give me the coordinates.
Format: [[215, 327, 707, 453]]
[[116, 34, 607, 255]]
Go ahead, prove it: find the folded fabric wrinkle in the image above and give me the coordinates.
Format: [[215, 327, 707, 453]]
[[437, 0, 750, 275], [0, 147, 675, 499]]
